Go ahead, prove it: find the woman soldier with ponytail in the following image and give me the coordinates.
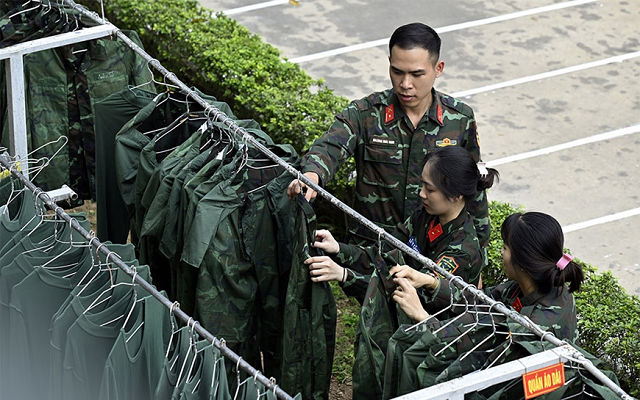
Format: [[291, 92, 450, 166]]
[[393, 211, 584, 341], [305, 145, 499, 302]]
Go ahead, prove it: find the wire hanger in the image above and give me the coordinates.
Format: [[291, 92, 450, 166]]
[[40, 218, 92, 271]]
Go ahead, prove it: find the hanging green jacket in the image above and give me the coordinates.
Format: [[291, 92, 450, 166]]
[[0, 27, 154, 199]]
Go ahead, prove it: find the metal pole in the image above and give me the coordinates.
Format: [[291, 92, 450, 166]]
[[0, 152, 294, 400]]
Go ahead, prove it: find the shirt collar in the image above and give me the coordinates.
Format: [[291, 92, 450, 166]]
[[384, 88, 444, 127], [427, 208, 468, 245]]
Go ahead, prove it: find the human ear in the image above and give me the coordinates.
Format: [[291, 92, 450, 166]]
[[435, 60, 444, 77]]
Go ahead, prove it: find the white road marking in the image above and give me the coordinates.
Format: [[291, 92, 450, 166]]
[[289, 0, 597, 63], [563, 208, 640, 233], [485, 123, 640, 232], [452, 51, 640, 98], [219, 0, 290, 16], [486, 124, 640, 167]]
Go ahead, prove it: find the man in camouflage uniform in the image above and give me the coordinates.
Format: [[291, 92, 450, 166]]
[[287, 22, 489, 250]]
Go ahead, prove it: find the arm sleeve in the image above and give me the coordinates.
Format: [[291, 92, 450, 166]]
[[300, 105, 360, 186]]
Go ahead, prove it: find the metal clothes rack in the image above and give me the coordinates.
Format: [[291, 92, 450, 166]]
[[56, 0, 633, 398], [0, 22, 118, 178], [0, 151, 294, 400]]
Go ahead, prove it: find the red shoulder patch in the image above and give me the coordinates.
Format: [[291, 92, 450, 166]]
[[385, 104, 394, 123]]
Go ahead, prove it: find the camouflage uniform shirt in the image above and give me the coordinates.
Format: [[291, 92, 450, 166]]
[[338, 207, 484, 302], [301, 88, 489, 247]]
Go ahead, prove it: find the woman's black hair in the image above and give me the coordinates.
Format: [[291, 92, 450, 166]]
[[424, 146, 499, 204], [501, 212, 584, 293]]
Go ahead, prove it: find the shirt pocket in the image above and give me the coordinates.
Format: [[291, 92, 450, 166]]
[[87, 69, 128, 102], [362, 142, 402, 189]]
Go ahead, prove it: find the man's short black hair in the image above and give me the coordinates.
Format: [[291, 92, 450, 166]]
[[389, 23, 441, 64]]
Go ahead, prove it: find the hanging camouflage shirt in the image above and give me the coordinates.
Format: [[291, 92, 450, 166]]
[[300, 88, 490, 248]]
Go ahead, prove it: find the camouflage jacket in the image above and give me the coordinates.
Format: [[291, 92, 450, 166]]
[[0, 26, 154, 199], [425, 279, 579, 341], [301, 88, 490, 247], [338, 207, 484, 302]]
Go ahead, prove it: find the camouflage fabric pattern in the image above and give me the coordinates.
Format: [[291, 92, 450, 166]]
[[468, 340, 622, 399], [280, 193, 337, 400], [0, 28, 154, 199], [354, 267, 578, 398], [426, 279, 579, 341], [301, 88, 490, 248], [338, 207, 484, 301], [351, 254, 414, 400]]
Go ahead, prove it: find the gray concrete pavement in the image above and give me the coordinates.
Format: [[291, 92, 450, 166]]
[[200, 0, 640, 295]]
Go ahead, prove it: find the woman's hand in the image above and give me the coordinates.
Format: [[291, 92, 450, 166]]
[[389, 265, 437, 290], [312, 229, 340, 255], [305, 256, 345, 282], [392, 278, 430, 322]]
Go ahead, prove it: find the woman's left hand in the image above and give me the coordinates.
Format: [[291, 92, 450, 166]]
[[305, 256, 345, 282], [393, 277, 430, 322]]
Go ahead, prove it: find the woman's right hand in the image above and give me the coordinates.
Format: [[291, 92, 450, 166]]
[[393, 278, 430, 322], [312, 229, 340, 255], [390, 265, 437, 290]]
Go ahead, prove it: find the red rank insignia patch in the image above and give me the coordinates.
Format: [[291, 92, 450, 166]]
[[385, 104, 394, 123], [512, 298, 523, 313], [437, 104, 444, 124], [427, 220, 443, 242]]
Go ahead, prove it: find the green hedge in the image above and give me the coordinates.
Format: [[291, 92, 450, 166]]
[[83, 0, 348, 154], [81, 0, 640, 395]]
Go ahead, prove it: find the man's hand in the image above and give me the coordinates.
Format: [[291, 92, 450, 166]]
[[312, 229, 339, 255], [305, 256, 345, 283], [287, 172, 320, 201]]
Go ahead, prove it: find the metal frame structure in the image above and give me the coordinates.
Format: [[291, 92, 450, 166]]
[[0, 23, 117, 178], [393, 345, 578, 400], [59, 1, 633, 398]]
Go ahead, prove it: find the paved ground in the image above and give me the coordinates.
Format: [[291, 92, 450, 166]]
[[200, 0, 640, 295]]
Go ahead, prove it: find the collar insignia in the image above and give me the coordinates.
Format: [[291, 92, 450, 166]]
[[385, 104, 395, 123], [437, 104, 444, 124], [427, 220, 443, 242], [512, 298, 523, 313]]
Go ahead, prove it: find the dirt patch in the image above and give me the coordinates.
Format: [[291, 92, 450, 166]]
[[330, 376, 352, 400]]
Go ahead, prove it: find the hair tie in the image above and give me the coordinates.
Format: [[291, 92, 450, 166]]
[[556, 253, 573, 270], [477, 162, 488, 178]]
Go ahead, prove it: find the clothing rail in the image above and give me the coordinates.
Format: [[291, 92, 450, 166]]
[[51, 2, 633, 397], [0, 151, 295, 400]]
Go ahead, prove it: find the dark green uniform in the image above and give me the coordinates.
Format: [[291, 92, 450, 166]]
[[376, 280, 580, 398], [301, 88, 490, 248], [277, 191, 337, 400], [7, 246, 92, 400], [0, 179, 38, 247], [337, 207, 483, 303], [94, 88, 157, 243], [98, 296, 171, 400], [0, 28, 154, 199]]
